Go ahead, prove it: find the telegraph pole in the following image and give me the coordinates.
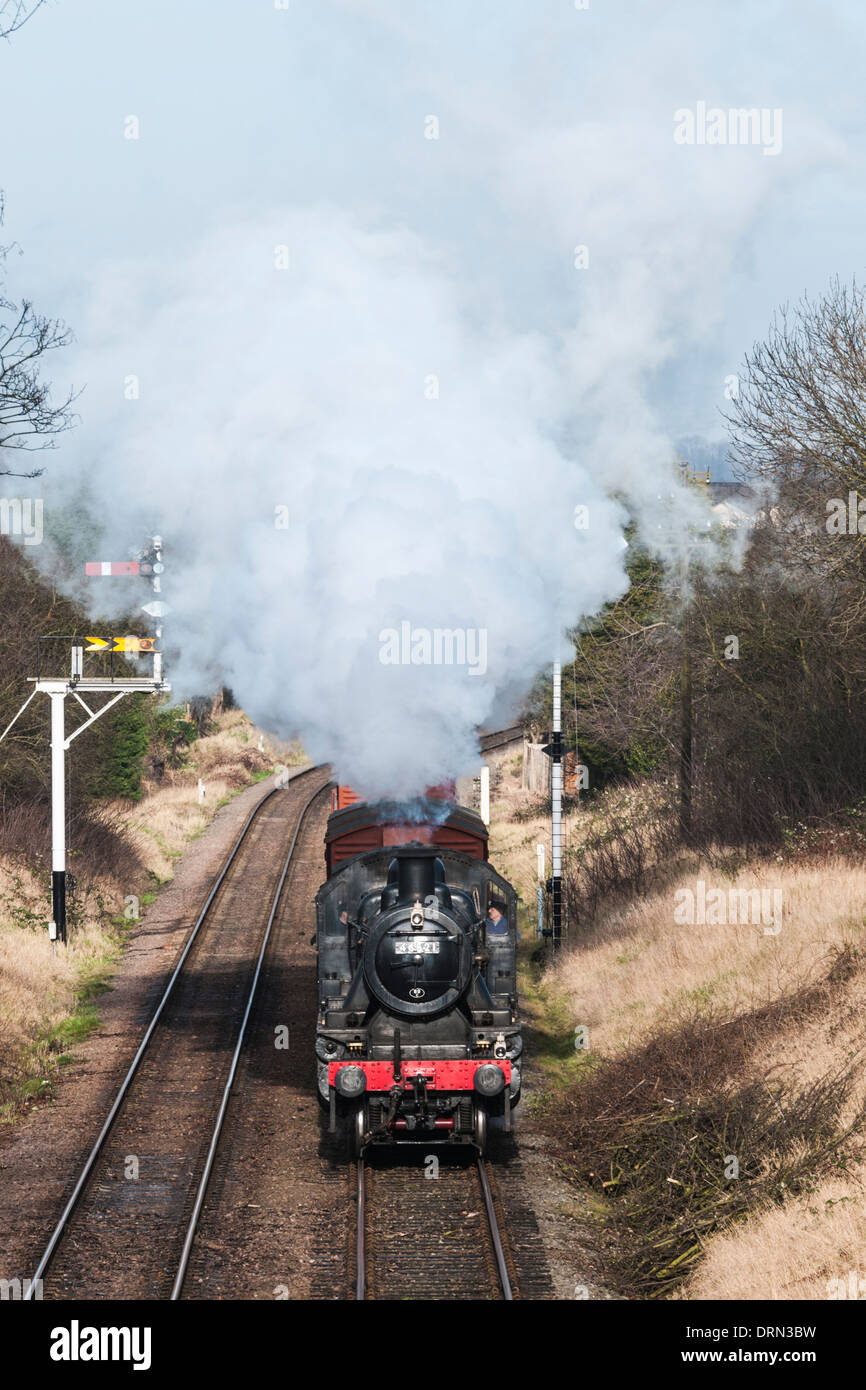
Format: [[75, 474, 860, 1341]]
[[538, 659, 564, 948], [551, 659, 563, 949], [49, 691, 68, 941]]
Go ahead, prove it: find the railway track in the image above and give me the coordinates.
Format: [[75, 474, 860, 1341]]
[[353, 1152, 516, 1301], [24, 763, 332, 1302], [479, 724, 525, 754]]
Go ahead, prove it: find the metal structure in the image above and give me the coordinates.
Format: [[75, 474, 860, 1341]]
[[479, 763, 490, 825], [0, 535, 170, 944], [550, 659, 563, 948], [0, 638, 169, 944]]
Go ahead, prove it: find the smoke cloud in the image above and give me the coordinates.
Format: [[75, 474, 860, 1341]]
[[44, 209, 632, 797]]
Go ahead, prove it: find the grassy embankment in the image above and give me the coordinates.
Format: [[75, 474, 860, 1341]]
[[0, 710, 305, 1124], [489, 752, 866, 1301]]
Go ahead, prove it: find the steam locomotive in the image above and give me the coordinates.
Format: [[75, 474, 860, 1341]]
[[315, 789, 521, 1155]]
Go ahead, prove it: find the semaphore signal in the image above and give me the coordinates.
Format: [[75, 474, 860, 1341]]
[[85, 561, 140, 575], [0, 535, 171, 946], [85, 636, 158, 653]]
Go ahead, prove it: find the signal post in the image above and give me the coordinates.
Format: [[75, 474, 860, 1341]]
[[0, 537, 170, 944]]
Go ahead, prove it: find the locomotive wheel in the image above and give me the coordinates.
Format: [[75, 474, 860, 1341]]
[[348, 1101, 368, 1159], [473, 1102, 488, 1155]]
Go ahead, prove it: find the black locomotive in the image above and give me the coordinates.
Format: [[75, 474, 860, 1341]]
[[315, 798, 521, 1155]]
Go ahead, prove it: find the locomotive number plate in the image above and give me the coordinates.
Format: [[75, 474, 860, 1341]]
[[394, 938, 440, 954]]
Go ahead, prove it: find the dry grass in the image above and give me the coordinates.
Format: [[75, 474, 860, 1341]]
[[683, 1176, 866, 1301], [673, 938, 866, 1301], [533, 954, 866, 1297], [540, 853, 866, 1299], [0, 864, 77, 1051], [488, 759, 866, 1300], [488, 801, 566, 908], [0, 709, 305, 1119], [554, 858, 866, 1059], [112, 711, 303, 883], [119, 778, 243, 884], [0, 863, 115, 1051], [0, 856, 141, 1119]]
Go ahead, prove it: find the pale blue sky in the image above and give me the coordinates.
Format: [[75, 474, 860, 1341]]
[[1, 0, 864, 472]]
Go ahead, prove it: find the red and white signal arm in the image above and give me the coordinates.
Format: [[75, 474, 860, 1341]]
[[85, 561, 140, 576]]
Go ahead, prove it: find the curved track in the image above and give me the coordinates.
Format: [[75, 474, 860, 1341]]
[[479, 724, 524, 755], [24, 765, 332, 1301]]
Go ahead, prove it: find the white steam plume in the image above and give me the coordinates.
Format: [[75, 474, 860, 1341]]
[[45, 209, 630, 798], [32, 2, 848, 799]]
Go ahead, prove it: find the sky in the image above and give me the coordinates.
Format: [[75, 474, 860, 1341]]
[[1, 0, 864, 792], [0, 0, 862, 441]]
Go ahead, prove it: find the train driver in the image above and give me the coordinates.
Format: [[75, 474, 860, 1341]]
[[485, 898, 509, 936]]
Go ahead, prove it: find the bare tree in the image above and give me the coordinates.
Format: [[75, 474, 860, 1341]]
[[0, 196, 77, 476], [526, 279, 866, 875], [726, 277, 866, 627], [728, 278, 866, 494], [0, 1, 45, 39]]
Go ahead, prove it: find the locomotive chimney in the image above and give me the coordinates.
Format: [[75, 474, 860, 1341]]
[[396, 850, 437, 905]]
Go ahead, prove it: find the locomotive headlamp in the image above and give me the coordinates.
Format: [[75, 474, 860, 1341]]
[[474, 1063, 506, 1097], [409, 901, 425, 927], [335, 1065, 367, 1097]]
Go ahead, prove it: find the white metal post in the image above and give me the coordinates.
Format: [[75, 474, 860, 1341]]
[[551, 660, 563, 946], [49, 691, 66, 943], [14, 576, 172, 944], [480, 764, 490, 825], [152, 534, 164, 683]]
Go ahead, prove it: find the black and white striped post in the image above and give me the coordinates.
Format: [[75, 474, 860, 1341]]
[[551, 659, 563, 949], [49, 688, 68, 943]]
